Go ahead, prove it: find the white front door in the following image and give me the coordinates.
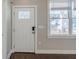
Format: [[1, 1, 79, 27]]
[[12, 6, 36, 52]]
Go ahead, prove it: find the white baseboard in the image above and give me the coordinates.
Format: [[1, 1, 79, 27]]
[[7, 49, 15, 59], [35, 50, 76, 54], [7, 49, 76, 59]]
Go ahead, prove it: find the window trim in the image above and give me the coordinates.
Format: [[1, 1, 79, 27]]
[[48, 35, 76, 39], [47, 0, 76, 38]]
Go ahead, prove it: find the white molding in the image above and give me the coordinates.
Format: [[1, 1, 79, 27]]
[[13, 5, 37, 8], [6, 49, 75, 59], [35, 50, 76, 54], [35, 6, 38, 53], [7, 49, 15, 59]]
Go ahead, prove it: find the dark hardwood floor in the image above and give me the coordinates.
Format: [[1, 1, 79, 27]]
[[10, 52, 76, 59]]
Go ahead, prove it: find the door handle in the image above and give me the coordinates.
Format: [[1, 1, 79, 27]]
[[32, 26, 35, 33], [32, 26, 35, 31]]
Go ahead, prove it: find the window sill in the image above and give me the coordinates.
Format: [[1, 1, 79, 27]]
[[48, 34, 76, 39]]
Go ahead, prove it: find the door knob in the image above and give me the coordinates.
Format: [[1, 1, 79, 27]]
[[32, 26, 35, 31], [32, 26, 35, 33]]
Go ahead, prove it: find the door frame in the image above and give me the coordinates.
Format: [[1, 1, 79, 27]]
[[12, 5, 37, 53]]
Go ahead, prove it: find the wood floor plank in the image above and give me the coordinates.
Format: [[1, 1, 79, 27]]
[[10, 52, 76, 59]]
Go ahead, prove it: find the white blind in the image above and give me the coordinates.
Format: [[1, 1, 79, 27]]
[[49, 0, 75, 8]]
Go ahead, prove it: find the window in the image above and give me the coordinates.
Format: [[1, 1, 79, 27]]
[[72, 8, 76, 34], [18, 10, 30, 19], [49, 9, 69, 35], [48, 0, 76, 36]]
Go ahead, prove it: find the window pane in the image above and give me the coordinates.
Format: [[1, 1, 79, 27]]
[[18, 10, 30, 19], [72, 10, 76, 19], [50, 19, 68, 34], [49, 9, 68, 35], [50, 10, 68, 19], [72, 18, 76, 34], [72, 10, 76, 34], [50, 10, 60, 19]]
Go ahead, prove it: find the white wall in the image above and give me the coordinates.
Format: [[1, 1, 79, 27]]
[[2, 0, 12, 59], [2, 0, 8, 58], [13, 0, 76, 53], [7, 0, 12, 55]]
